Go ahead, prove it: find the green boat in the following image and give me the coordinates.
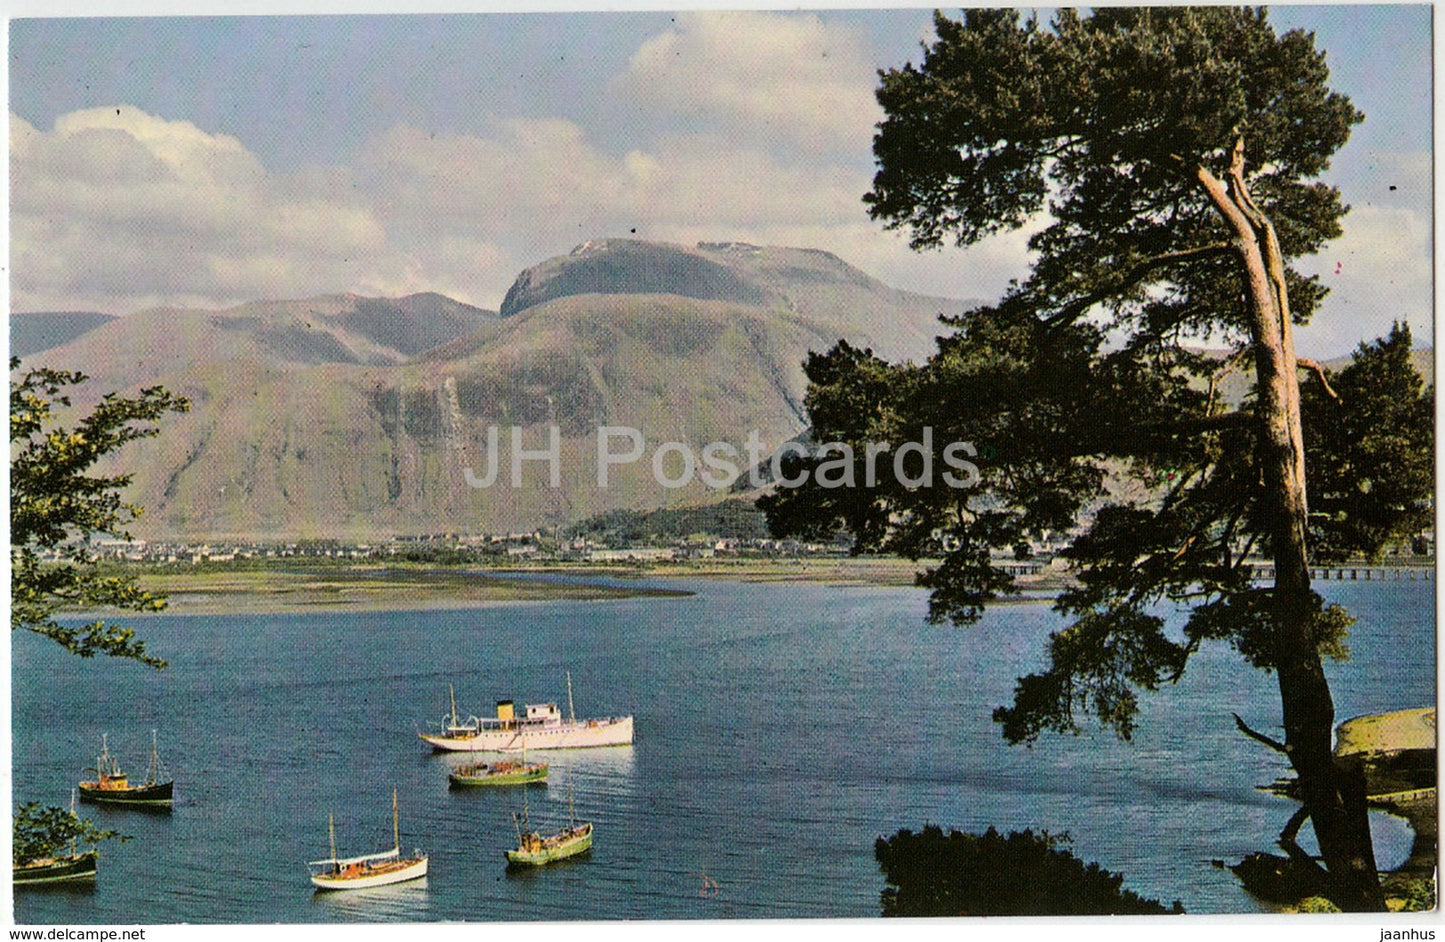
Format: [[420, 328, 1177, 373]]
[[506, 821, 593, 867], [449, 759, 548, 788], [13, 851, 98, 886], [505, 787, 591, 867]]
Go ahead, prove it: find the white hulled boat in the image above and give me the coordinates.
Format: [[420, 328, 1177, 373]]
[[420, 674, 633, 753], [308, 789, 428, 890]]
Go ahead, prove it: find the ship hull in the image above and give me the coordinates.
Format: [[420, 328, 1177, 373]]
[[14, 852, 99, 885], [310, 856, 428, 890], [449, 764, 548, 787], [421, 716, 633, 753], [506, 827, 592, 867], [78, 781, 173, 805]]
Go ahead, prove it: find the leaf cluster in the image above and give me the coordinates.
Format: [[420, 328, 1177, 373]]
[[13, 801, 126, 865], [868, 7, 1361, 339], [1301, 324, 1435, 562], [10, 357, 189, 667]]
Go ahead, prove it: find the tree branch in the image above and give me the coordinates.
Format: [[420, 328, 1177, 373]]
[[1042, 243, 1233, 328], [1296, 358, 1341, 401], [1279, 804, 1311, 847], [1206, 348, 1252, 413], [1233, 712, 1289, 754], [1277, 804, 1333, 882]]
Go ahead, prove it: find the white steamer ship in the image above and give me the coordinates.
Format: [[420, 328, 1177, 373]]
[[419, 674, 633, 752]]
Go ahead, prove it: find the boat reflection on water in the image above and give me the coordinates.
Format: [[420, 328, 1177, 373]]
[[444, 743, 636, 779], [310, 877, 430, 919]]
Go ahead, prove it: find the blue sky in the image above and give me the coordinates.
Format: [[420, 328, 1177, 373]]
[[8, 6, 1433, 358]]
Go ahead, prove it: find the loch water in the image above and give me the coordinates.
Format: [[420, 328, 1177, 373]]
[[11, 575, 1435, 923]]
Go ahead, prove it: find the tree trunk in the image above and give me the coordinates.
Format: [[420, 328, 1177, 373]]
[[1197, 142, 1386, 911]]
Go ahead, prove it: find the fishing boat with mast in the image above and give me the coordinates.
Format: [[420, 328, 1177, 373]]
[[13, 792, 100, 886], [421, 674, 633, 753], [505, 785, 593, 868], [77, 731, 173, 806], [307, 788, 428, 890]]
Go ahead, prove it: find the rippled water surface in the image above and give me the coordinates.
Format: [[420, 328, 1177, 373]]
[[12, 576, 1434, 922]]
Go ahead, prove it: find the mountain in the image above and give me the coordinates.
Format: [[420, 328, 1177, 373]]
[[9, 311, 117, 358], [15, 292, 498, 388], [28, 240, 970, 540], [498, 238, 968, 362]]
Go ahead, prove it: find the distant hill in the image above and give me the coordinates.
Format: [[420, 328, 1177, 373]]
[[10, 310, 117, 358], [30, 240, 973, 539], [501, 239, 775, 316], [565, 497, 769, 545], [14, 292, 498, 386], [22, 245, 1434, 542]]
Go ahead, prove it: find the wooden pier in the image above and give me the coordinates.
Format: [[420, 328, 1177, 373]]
[[1246, 564, 1434, 582]]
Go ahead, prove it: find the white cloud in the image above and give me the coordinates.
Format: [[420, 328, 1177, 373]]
[[8, 94, 1033, 318], [7, 17, 933, 317], [1294, 199, 1434, 357], [10, 107, 399, 312], [613, 11, 880, 156]]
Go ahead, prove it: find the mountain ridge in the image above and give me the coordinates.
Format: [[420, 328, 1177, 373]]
[[19, 239, 971, 539]]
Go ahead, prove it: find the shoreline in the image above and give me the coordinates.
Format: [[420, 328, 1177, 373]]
[[1338, 708, 1438, 910], [106, 557, 1075, 615]]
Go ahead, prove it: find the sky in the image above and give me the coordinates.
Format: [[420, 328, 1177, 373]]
[[6, 5, 1434, 359]]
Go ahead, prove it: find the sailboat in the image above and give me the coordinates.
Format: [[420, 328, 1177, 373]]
[[505, 784, 592, 867], [77, 731, 173, 806], [308, 788, 428, 890]]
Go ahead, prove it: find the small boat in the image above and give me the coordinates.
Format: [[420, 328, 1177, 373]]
[[77, 732, 173, 806], [449, 758, 548, 788], [15, 792, 101, 886], [13, 851, 98, 885], [505, 786, 592, 868], [421, 674, 633, 753], [308, 789, 428, 891]]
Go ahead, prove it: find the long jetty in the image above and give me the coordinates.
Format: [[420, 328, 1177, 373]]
[[1248, 564, 1434, 582]]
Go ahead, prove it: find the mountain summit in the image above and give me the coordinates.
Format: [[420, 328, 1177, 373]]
[[499, 239, 966, 362], [500, 239, 776, 318]]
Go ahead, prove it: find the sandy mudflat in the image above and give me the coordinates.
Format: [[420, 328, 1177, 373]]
[[110, 556, 1071, 615], [133, 565, 690, 615], [1336, 707, 1436, 758]]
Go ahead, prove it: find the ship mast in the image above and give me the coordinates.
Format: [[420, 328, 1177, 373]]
[[448, 684, 458, 728], [566, 671, 576, 723], [328, 813, 338, 867], [392, 787, 400, 853], [69, 789, 79, 857], [149, 729, 159, 785]]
